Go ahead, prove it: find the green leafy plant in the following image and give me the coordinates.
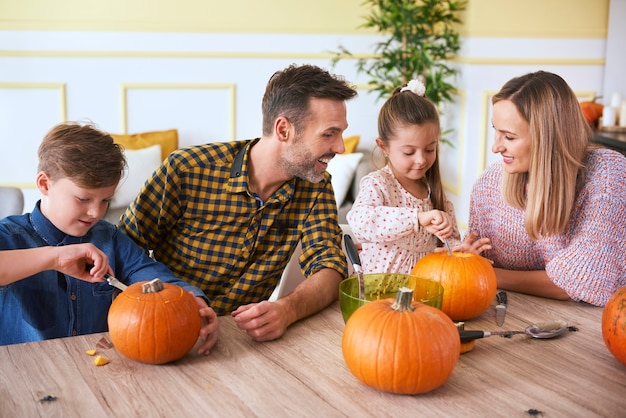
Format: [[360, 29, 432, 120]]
[[333, 0, 467, 142]]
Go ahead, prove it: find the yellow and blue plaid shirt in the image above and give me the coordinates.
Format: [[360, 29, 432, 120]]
[[120, 139, 348, 315]]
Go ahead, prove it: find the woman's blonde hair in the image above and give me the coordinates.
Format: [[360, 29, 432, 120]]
[[492, 71, 592, 239]]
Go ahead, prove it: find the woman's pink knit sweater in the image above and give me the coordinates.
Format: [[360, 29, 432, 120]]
[[469, 148, 626, 306]]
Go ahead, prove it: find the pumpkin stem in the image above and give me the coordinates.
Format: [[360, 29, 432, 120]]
[[142, 278, 164, 293], [391, 287, 415, 312]]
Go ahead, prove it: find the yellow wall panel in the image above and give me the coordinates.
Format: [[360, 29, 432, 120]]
[[0, 0, 369, 34], [0, 0, 610, 38], [463, 0, 609, 38]]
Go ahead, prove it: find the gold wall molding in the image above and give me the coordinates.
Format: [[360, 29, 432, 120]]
[[442, 90, 466, 198], [0, 182, 37, 189], [479, 90, 497, 175], [0, 82, 66, 189], [0, 82, 67, 121], [120, 83, 237, 140], [0, 49, 605, 67], [0, 50, 350, 60]]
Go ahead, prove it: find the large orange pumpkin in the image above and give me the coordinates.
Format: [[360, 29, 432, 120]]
[[602, 286, 626, 367], [342, 287, 460, 394], [108, 279, 201, 364], [411, 252, 497, 321]]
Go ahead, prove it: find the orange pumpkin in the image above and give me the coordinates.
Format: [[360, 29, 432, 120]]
[[411, 252, 497, 321], [580, 100, 604, 126], [108, 279, 201, 364], [342, 287, 460, 394], [602, 286, 626, 367]]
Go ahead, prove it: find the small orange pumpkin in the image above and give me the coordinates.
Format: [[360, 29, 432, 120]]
[[602, 286, 626, 367], [342, 287, 460, 394], [411, 252, 497, 321], [108, 279, 201, 364], [580, 100, 604, 126]]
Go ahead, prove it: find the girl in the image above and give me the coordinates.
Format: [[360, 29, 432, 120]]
[[347, 80, 481, 274]]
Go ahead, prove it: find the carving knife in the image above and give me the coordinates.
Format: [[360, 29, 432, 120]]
[[105, 273, 128, 291], [495, 290, 507, 326]]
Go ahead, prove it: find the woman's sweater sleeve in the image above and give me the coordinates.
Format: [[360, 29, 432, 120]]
[[547, 153, 626, 306]]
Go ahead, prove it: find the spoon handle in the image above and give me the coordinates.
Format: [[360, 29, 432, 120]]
[[459, 329, 526, 343], [459, 330, 486, 343], [486, 330, 527, 337]]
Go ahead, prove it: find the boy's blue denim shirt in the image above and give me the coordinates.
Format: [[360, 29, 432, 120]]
[[0, 202, 208, 346]]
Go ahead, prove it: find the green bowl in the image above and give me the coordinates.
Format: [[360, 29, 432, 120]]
[[338, 273, 444, 323]]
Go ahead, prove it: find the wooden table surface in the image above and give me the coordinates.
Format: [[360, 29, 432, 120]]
[[1, 292, 625, 417]]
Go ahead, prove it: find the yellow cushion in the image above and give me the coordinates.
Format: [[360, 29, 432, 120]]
[[343, 135, 360, 153], [111, 129, 179, 161]]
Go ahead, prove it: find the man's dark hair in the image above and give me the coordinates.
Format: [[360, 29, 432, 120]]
[[261, 64, 357, 136]]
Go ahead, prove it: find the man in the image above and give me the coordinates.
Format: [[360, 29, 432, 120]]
[[120, 64, 358, 342]]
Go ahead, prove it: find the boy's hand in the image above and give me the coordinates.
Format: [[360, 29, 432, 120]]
[[54, 243, 112, 282]]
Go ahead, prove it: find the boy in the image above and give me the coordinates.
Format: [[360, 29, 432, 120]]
[[0, 122, 218, 353]]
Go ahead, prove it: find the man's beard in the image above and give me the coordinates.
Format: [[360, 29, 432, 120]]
[[278, 137, 329, 183]]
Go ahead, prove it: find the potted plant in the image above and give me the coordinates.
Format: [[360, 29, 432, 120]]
[[333, 0, 467, 143]]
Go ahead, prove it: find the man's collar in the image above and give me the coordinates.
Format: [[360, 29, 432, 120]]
[[229, 138, 259, 179], [227, 138, 295, 203]]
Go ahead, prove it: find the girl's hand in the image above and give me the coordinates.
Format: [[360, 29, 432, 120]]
[[418, 209, 454, 240]]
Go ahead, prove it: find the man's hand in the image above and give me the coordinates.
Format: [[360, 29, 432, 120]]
[[231, 301, 289, 342], [194, 296, 219, 355], [231, 268, 342, 342]]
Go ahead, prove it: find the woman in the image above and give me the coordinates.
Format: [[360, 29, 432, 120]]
[[464, 71, 626, 306]]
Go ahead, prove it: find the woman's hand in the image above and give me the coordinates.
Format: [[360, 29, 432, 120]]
[[453, 232, 492, 256]]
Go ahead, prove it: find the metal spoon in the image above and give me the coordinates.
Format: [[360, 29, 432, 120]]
[[459, 319, 569, 343], [343, 234, 365, 300]]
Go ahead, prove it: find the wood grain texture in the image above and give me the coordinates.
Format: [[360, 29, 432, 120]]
[[1, 292, 625, 417]]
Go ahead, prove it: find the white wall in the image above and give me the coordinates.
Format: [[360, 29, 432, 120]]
[[603, 0, 626, 103], [0, 31, 607, 229]]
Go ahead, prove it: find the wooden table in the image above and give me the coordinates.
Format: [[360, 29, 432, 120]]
[[2, 292, 625, 417]]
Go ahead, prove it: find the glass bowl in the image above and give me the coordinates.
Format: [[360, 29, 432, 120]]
[[338, 273, 443, 323]]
